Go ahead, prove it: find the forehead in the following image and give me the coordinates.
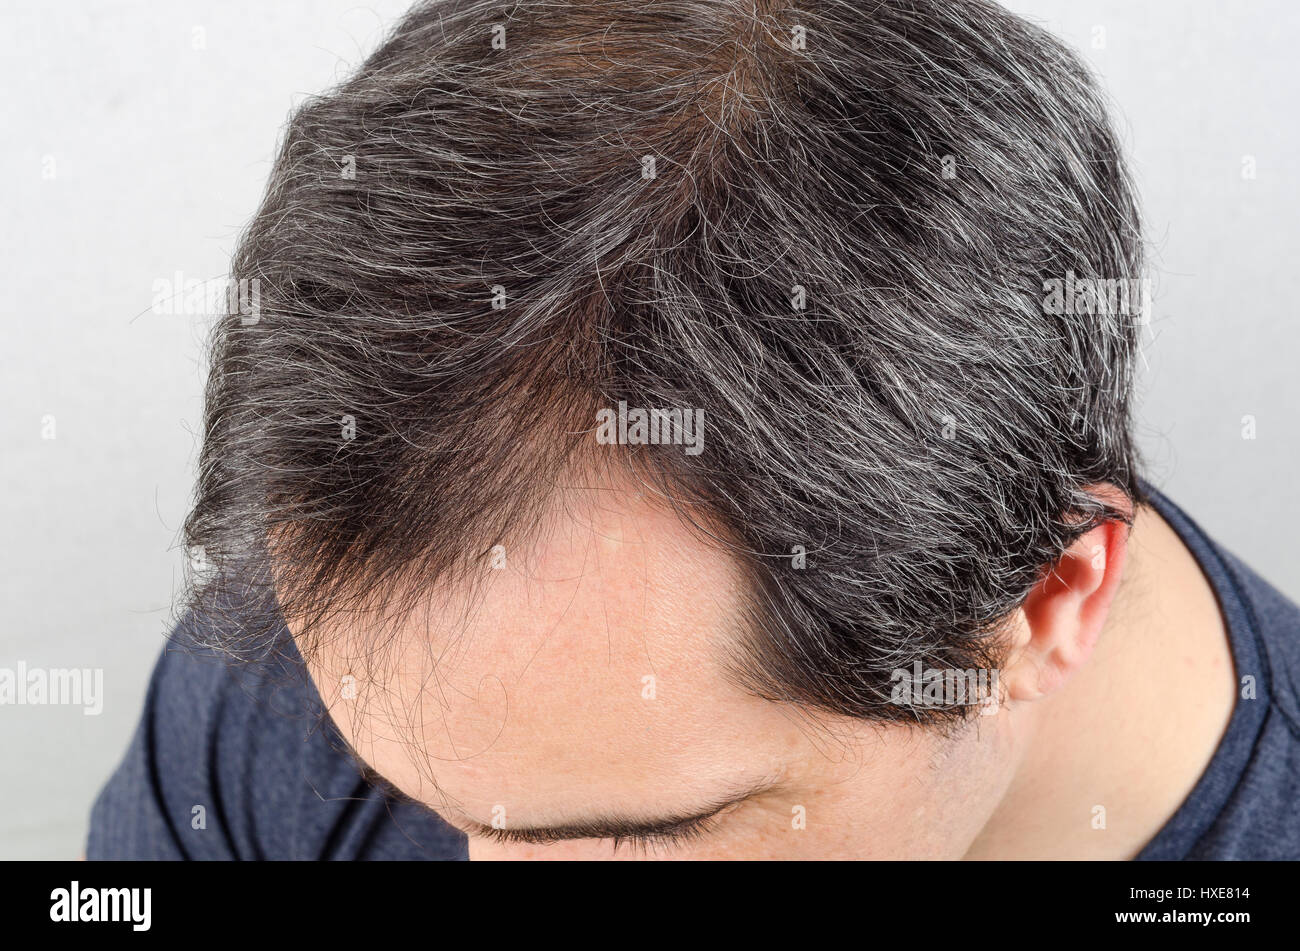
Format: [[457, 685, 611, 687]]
[[312, 480, 805, 823]]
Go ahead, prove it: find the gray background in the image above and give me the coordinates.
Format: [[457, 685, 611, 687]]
[[1, 0, 1296, 859]]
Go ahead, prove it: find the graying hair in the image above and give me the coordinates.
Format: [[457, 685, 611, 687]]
[[183, 0, 1144, 725]]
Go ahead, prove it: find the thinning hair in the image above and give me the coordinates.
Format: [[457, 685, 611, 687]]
[[183, 0, 1145, 725]]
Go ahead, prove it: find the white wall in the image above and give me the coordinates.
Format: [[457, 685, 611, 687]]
[[1, 0, 1296, 859]]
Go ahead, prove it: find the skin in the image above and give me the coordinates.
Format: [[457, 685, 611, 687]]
[[293, 476, 1236, 860]]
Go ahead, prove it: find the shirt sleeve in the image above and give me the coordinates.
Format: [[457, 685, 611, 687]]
[[86, 618, 467, 861]]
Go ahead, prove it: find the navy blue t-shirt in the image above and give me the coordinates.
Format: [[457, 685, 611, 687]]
[[87, 489, 1300, 860]]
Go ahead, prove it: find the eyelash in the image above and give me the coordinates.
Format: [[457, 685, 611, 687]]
[[477, 809, 728, 855], [609, 814, 722, 857]]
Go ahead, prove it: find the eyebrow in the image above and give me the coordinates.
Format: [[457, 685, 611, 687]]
[[445, 777, 782, 848]]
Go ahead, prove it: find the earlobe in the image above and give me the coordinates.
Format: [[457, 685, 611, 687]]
[[1003, 514, 1131, 703]]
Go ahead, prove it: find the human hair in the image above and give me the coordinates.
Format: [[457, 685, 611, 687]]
[[182, 0, 1145, 726]]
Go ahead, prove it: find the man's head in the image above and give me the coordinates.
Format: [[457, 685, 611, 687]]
[[184, 0, 1145, 857]]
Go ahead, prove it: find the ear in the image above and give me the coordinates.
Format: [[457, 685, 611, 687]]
[[1003, 493, 1132, 702]]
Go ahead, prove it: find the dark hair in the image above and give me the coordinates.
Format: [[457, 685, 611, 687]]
[[183, 0, 1145, 726]]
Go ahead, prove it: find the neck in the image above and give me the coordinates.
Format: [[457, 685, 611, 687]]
[[967, 502, 1238, 859]]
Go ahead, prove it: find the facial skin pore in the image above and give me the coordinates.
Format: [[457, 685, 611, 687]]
[[292, 476, 1236, 860]]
